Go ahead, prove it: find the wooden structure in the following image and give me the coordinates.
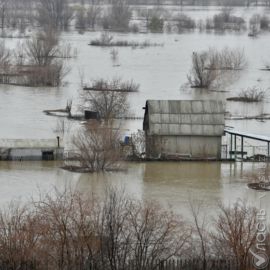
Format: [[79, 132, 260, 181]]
[[0, 138, 64, 161], [143, 100, 225, 160], [225, 129, 270, 160]]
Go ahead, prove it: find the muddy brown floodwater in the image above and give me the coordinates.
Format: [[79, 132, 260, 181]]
[[0, 6, 270, 217], [0, 161, 270, 221]]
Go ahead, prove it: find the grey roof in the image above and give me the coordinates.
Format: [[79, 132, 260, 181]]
[[0, 139, 64, 149], [144, 100, 225, 136]]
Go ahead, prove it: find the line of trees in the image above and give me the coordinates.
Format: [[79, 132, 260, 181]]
[[0, 188, 264, 270], [0, 30, 72, 86]]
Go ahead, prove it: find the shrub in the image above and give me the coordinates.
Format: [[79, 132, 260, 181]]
[[147, 15, 164, 33]]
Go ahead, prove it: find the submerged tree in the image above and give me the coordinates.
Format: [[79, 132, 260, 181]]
[[83, 78, 134, 121], [72, 123, 122, 172], [187, 51, 218, 88], [187, 47, 246, 89], [104, 0, 132, 31], [37, 0, 73, 30]]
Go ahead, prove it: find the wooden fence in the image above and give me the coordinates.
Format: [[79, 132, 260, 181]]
[[0, 259, 268, 270]]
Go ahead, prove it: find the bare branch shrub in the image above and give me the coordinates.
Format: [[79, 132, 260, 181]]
[[188, 201, 210, 270], [86, 4, 101, 29], [0, 189, 264, 269], [238, 86, 266, 102], [209, 47, 247, 70], [147, 15, 164, 32], [187, 48, 246, 89], [83, 78, 134, 120], [127, 200, 191, 268], [90, 32, 162, 48], [25, 31, 59, 66], [212, 8, 245, 31], [187, 51, 219, 88], [72, 123, 122, 172], [0, 202, 43, 269], [37, 0, 74, 30], [249, 14, 260, 36], [0, 41, 11, 77], [175, 13, 196, 32], [102, 0, 132, 31], [211, 200, 257, 270]]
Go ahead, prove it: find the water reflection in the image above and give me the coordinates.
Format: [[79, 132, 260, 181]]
[[1, 161, 270, 220]]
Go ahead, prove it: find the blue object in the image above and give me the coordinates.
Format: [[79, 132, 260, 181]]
[[124, 136, 130, 145]]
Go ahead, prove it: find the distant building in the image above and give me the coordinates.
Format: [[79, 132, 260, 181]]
[[143, 100, 225, 160], [0, 138, 64, 161]]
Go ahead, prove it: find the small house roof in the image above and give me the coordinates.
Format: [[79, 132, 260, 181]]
[[0, 139, 64, 149], [143, 100, 225, 136]]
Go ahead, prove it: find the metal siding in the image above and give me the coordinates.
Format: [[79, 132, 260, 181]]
[[192, 100, 204, 113], [190, 114, 202, 124], [180, 114, 191, 124], [180, 124, 192, 135], [159, 100, 170, 114], [180, 101, 192, 114], [149, 114, 161, 124], [192, 124, 204, 135], [145, 100, 225, 137], [169, 124, 180, 135]]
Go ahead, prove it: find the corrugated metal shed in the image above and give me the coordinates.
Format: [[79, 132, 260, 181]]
[[143, 100, 225, 136]]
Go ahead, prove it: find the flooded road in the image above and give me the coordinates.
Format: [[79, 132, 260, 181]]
[[0, 6, 270, 213]]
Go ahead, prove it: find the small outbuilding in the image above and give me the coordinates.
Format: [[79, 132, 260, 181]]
[[143, 100, 225, 160], [0, 138, 64, 161]]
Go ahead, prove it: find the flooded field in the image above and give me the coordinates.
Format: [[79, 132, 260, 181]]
[[1, 6, 270, 214]]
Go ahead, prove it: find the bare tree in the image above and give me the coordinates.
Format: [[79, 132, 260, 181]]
[[83, 78, 131, 121], [105, 0, 132, 31], [128, 200, 191, 269], [0, 0, 9, 30], [25, 31, 59, 66], [72, 123, 122, 172], [86, 0, 101, 29], [187, 48, 246, 89], [211, 200, 257, 270], [37, 0, 73, 30], [209, 47, 247, 70], [23, 31, 70, 86], [0, 202, 43, 268], [187, 51, 218, 88]]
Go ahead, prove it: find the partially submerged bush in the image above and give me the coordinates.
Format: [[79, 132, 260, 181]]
[[72, 123, 122, 172], [227, 86, 267, 102], [147, 15, 164, 33], [207, 8, 245, 31], [84, 78, 140, 92], [82, 78, 134, 121], [175, 14, 196, 32], [101, 0, 132, 31], [0, 31, 71, 87], [209, 47, 247, 70], [187, 51, 218, 88], [249, 14, 261, 37], [90, 32, 162, 48], [187, 47, 246, 89]]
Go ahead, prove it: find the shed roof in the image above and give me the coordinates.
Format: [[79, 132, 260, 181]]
[[143, 100, 225, 136], [0, 139, 64, 149]]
